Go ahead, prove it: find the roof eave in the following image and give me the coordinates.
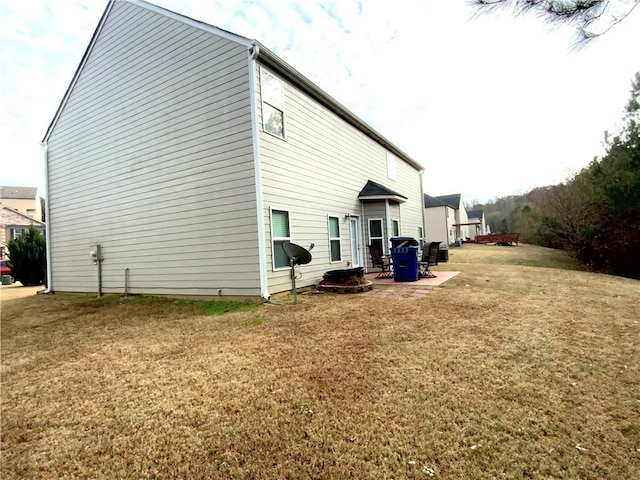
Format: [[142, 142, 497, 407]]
[[253, 41, 423, 172], [358, 195, 407, 203]]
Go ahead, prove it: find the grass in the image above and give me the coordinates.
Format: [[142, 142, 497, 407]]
[[1, 244, 639, 479]]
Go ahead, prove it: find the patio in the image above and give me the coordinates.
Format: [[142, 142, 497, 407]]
[[361, 270, 460, 299]]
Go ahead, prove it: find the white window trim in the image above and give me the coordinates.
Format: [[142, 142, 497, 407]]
[[11, 228, 27, 240], [270, 207, 291, 271], [260, 67, 286, 140], [418, 226, 425, 249], [368, 218, 385, 253], [387, 152, 397, 181], [392, 219, 400, 237], [328, 215, 342, 263]]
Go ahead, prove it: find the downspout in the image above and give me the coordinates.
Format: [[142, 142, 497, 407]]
[[420, 170, 426, 246], [444, 207, 449, 246], [39, 141, 53, 294], [248, 42, 270, 299], [384, 199, 391, 253]]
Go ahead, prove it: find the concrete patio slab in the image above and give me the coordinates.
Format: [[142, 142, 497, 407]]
[[360, 271, 460, 299]]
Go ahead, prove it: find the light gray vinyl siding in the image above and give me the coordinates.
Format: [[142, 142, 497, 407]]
[[46, 1, 260, 296], [254, 65, 424, 293]]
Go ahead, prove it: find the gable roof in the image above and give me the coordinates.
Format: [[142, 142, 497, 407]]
[[435, 194, 462, 209], [423, 194, 448, 208], [467, 210, 484, 220], [42, 0, 424, 173], [0, 206, 46, 227], [0, 186, 38, 200], [359, 180, 407, 203]]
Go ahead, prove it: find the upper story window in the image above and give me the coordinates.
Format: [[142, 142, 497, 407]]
[[260, 68, 285, 139], [387, 152, 397, 181]]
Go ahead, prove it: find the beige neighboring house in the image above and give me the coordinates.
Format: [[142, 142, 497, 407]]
[[466, 210, 489, 241], [0, 206, 46, 259], [423, 193, 470, 246], [41, 0, 427, 298], [0, 186, 42, 221]]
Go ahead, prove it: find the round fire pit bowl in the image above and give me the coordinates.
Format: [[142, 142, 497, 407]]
[[322, 267, 364, 283]]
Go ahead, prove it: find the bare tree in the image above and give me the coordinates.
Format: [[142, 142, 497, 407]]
[[469, 0, 639, 45]]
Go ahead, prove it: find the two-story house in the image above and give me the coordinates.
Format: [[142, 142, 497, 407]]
[[423, 193, 469, 246], [42, 0, 426, 298], [0, 186, 42, 221]]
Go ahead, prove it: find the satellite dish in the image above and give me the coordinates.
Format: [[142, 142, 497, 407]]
[[281, 242, 312, 304], [282, 242, 312, 265]]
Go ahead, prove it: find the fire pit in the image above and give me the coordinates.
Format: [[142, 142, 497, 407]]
[[317, 267, 372, 293]]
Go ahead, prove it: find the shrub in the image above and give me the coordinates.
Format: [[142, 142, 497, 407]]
[[7, 227, 46, 286]]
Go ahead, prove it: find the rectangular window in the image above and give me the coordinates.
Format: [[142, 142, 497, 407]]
[[387, 152, 397, 181], [368, 219, 384, 253], [392, 219, 400, 237], [261, 68, 285, 139], [27, 209, 35, 218], [418, 227, 425, 249], [271, 209, 291, 269], [11, 228, 26, 239], [328, 216, 341, 262]]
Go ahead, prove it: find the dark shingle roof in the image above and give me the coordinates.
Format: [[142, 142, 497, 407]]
[[423, 194, 448, 208], [424, 193, 463, 209], [359, 180, 407, 201], [0, 186, 38, 200], [435, 194, 461, 209], [467, 210, 483, 219]]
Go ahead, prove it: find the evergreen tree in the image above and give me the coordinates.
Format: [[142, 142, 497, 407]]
[[7, 227, 46, 286]]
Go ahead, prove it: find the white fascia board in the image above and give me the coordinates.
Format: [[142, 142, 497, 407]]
[[129, 0, 252, 48], [359, 195, 407, 203]]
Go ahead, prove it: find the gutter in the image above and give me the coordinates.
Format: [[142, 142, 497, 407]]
[[39, 142, 53, 294]]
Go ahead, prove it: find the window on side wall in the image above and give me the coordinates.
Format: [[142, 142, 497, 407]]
[[11, 228, 26, 239], [260, 68, 285, 139], [392, 219, 399, 237], [271, 209, 291, 269], [387, 152, 396, 181], [368, 219, 384, 253], [328, 216, 341, 262], [418, 227, 424, 249]]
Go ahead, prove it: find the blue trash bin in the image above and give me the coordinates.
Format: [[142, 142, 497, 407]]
[[390, 246, 419, 282]]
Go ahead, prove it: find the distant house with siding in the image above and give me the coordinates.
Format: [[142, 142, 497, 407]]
[[466, 209, 488, 240], [423, 193, 469, 246], [0, 206, 46, 259], [42, 0, 426, 298], [0, 186, 42, 221]]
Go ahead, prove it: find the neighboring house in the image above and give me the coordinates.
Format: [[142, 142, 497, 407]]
[[0, 186, 42, 221], [423, 193, 469, 246], [0, 206, 46, 259], [42, 0, 426, 298], [466, 209, 488, 240]]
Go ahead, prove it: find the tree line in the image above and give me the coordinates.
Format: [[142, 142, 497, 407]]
[[470, 72, 640, 279]]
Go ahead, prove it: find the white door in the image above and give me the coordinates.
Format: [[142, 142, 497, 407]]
[[350, 217, 362, 267]]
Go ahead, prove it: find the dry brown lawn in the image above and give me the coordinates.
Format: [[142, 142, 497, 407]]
[[1, 244, 639, 479]]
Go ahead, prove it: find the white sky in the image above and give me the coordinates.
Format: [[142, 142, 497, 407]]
[[1, 0, 638, 204]]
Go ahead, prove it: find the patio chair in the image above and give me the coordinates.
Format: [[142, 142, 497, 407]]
[[368, 244, 393, 278], [418, 241, 441, 278]]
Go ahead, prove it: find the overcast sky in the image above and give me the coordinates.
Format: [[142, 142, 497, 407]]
[[1, 0, 639, 204]]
